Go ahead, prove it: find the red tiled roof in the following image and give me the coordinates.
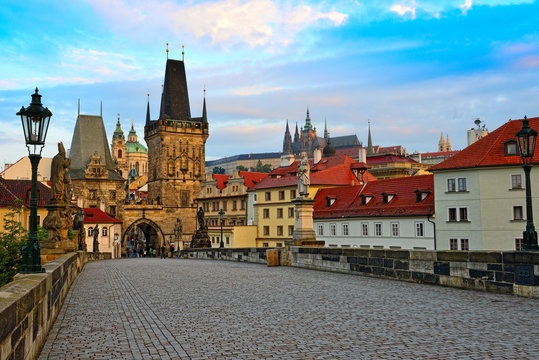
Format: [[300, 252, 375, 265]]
[[83, 208, 122, 224], [421, 151, 459, 158], [0, 178, 51, 208], [334, 147, 362, 158], [429, 117, 539, 171], [251, 155, 375, 190], [314, 174, 434, 219], [367, 154, 416, 164], [212, 174, 231, 190], [239, 171, 268, 189]]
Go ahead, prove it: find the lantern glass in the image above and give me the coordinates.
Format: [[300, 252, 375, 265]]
[[78, 209, 85, 223], [17, 88, 52, 153], [516, 116, 538, 159]]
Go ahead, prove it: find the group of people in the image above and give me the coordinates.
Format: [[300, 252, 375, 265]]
[[126, 243, 176, 258]]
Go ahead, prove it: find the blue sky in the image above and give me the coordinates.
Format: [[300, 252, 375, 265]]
[[1, 0, 539, 165]]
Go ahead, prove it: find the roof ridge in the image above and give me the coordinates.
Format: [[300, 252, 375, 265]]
[[476, 120, 508, 166]]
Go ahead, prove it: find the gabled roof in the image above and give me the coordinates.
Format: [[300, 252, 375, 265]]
[[429, 117, 539, 171], [0, 178, 51, 208], [212, 174, 231, 190], [83, 207, 122, 224], [212, 171, 269, 191], [69, 114, 123, 180], [314, 174, 434, 219], [251, 155, 374, 190]]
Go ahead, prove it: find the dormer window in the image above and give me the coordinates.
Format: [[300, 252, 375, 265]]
[[381, 192, 395, 204], [415, 190, 431, 202], [326, 196, 337, 207], [504, 139, 519, 156], [360, 194, 373, 205]]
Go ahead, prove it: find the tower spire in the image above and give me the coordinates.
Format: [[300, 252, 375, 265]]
[[294, 122, 300, 143], [283, 120, 293, 155], [145, 92, 151, 126], [166, 42, 169, 59], [202, 89, 207, 123], [324, 118, 328, 140], [367, 120, 373, 154]]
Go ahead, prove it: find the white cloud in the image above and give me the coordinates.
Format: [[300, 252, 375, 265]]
[[390, 3, 416, 19], [88, 0, 348, 50], [460, 0, 473, 14]]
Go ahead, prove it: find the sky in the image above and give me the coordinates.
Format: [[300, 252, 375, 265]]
[[1, 0, 539, 166]]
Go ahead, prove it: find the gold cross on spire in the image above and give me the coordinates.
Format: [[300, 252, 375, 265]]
[[166, 43, 169, 59]]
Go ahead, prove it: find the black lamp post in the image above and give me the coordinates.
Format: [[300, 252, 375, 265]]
[[219, 208, 225, 248], [515, 115, 539, 251], [17, 88, 52, 273], [78, 209, 85, 251]]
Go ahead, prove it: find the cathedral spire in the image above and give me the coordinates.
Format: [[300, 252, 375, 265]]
[[304, 107, 312, 131], [324, 118, 328, 140], [367, 120, 373, 154], [283, 120, 293, 155], [294, 122, 300, 143], [202, 91, 207, 123]]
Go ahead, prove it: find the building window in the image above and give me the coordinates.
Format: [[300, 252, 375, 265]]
[[206, 187, 212, 194], [459, 207, 468, 221], [513, 206, 524, 220], [89, 189, 97, 200], [263, 226, 270, 236], [263, 208, 269, 218], [118, 149, 122, 158], [263, 242, 269, 247], [277, 226, 283, 236], [318, 224, 324, 236], [342, 223, 349, 236], [181, 191, 189, 207], [226, 237, 230, 245], [222, 200, 227, 211], [276, 208, 283, 218], [450, 238, 469, 250], [265, 192, 271, 201], [276, 243, 283, 247], [450, 238, 458, 250], [505, 140, 518, 156], [279, 191, 285, 200], [515, 238, 523, 251], [288, 207, 294, 218], [391, 223, 399, 237], [375, 223, 382, 237], [88, 227, 93, 236], [232, 200, 237, 211], [460, 239, 469, 251], [109, 206, 116, 216], [447, 179, 456, 192], [458, 177, 467, 192], [241, 199, 246, 210], [290, 189, 296, 199], [102, 227, 108, 236], [415, 222, 424, 237], [448, 208, 457, 221], [511, 174, 522, 189], [109, 190, 116, 200], [330, 223, 336, 236], [288, 225, 294, 236], [362, 223, 368, 236]]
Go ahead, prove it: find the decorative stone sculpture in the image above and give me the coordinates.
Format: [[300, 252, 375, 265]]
[[297, 152, 310, 197], [93, 224, 100, 252], [42, 142, 75, 251], [191, 207, 210, 248], [174, 218, 183, 242]]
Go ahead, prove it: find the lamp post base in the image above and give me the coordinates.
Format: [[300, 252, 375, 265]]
[[21, 242, 45, 273]]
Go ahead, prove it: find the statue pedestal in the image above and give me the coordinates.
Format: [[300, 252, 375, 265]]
[[42, 203, 75, 252], [286, 197, 325, 247]]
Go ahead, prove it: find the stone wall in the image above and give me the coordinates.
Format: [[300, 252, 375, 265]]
[[0, 251, 106, 360], [291, 247, 539, 298], [183, 247, 280, 264]]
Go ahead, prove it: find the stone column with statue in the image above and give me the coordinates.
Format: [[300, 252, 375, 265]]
[[287, 152, 323, 249], [42, 142, 76, 253]]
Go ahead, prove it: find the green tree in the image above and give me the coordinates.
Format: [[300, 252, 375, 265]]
[[236, 165, 249, 171], [37, 225, 48, 243], [251, 160, 273, 173], [0, 204, 28, 287], [212, 166, 226, 174]]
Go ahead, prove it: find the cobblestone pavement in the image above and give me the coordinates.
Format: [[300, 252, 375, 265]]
[[39, 258, 539, 360]]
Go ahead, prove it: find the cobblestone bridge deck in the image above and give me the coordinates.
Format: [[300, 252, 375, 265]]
[[39, 258, 538, 360]]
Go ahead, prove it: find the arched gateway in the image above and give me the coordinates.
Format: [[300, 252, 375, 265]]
[[123, 218, 164, 254]]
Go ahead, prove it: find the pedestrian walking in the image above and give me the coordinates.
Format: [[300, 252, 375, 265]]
[[149, 248, 153, 257], [170, 243, 175, 257], [161, 244, 166, 259]]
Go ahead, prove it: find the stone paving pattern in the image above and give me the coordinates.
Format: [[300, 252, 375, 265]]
[[39, 258, 539, 359]]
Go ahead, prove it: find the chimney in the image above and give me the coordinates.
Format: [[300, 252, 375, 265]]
[[358, 147, 367, 164], [280, 153, 295, 168], [313, 148, 322, 164], [410, 152, 422, 163]]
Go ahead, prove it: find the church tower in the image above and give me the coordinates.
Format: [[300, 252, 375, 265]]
[[111, 114, 127, 177], [144, 58, 208, 237], [300, 108, 317, 154], [282, 120, 293, 155]]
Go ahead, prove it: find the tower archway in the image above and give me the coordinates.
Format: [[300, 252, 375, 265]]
[[123, 218, 165, 256]]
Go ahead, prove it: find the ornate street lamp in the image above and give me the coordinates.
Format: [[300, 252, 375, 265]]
[[515, 115, 538, 251], [17, 88, 52, 273], [219, 208, 225, 248], [78, 209, 85, 251]]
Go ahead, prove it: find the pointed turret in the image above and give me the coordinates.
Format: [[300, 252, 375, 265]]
[[446, 135, 451, 151], [367, 121, 374, 154], [159, 59, 191, 121], [438, 132, 446, 152], [145, 94, 151, 126], [324, 118, 328, 140], [202, 95, 207, 123], [323, 132, 336, 157], [283, 120, 293, 155], [128, 120, 138, 143], [303, 108, 312, 131], [294, 122, 300, 143]]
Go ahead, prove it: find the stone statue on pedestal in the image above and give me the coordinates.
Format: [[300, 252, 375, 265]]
[[298, 152, 310, 198], [191, 207, 211, 248], [93, 224, 100, 253], [42, 142, 74, 251], [174, 218, 183, 243]]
